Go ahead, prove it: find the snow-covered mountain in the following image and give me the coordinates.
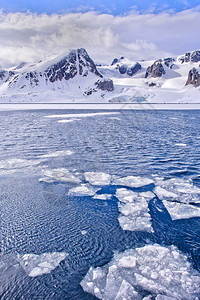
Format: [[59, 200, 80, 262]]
[[0, 48, 200, 103], [0, 48, 113, 102], [98, 49, 200, 104]]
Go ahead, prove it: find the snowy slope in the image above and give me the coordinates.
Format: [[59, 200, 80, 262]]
[[99, 50, 200, 104], [0, 49, 200, 103], [0, 48, 114, 102]]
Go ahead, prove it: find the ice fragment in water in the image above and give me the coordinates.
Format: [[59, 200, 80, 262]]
[[39, 168, 80, 183], [163, 200, 200, 220], [84, 172, 112, 186], [116, 189, 154, 232], [18, 252, 67, 277], [68, 184, 98, 196], [81, 245, 200, 299], [113, 175, 154, 188]]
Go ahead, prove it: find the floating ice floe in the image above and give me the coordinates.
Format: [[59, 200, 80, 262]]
[[81, 230, 87, 235], [38, 150, 73, 158], [84, 172, 112, 186], [116, 188, 154, 232], [0, 158, 41, 175], [58, 118, 81, 123], [175, 143, 187, 147], [93, 194, 113, 200], [154, 177, 200, 204], [81, 244, 200, 299], [163, 200, 200, 220], [154, 186, 177, 200], [46, 112, 120, 119], [113, 175, 154, 188], [18, 252, 67, 277], [68, 184, 98, 196], [39, 168, 81, 183]]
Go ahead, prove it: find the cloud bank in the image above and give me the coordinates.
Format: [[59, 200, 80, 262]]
[[0, 7, 200, 68]]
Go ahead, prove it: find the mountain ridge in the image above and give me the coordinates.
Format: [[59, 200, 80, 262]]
[[0, 48, 200, 103], [0, 48, 114, 98]]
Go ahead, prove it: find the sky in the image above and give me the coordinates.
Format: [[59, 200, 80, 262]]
[[0, 1, 200, 68], [1, 0, 200, 15]]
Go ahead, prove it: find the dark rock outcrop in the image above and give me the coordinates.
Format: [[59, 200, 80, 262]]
[[186, 67, 200, 87], [119, 65, 128, 74], [116, 62, 142, 76], [191, 50, 200, 63], [145, 60, 166, 78], [179, 52, 191, 63], [127, 62, 142, 76], [44, 48, 103, 83], [163, 58, 175, 69], [145, 81, 160, 87], [111, 57, 124, 66], [185, 52, 191, 63], [179, 50, 200, 63], [95, 78, 114, 91], [0, 70, 6, 81], [84, 78, 114, 96], [111, 58, 119, 66]]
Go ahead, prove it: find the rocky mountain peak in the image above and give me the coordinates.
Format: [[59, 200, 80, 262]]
[[186, 67, 200, 87], [44, 48, 103, 83], [111, 57, 125, 66], [145, 60, 166, 78], [178, 50, 200, 63], [1, 48, 114, 94], [163, 58, 175, 69]]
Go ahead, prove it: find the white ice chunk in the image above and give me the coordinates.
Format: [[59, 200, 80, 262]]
[[81, 230, 87, 235], [39, 168, 80, 183], [118, 256, 137, 268], [0, 158, 40, 175], [81, 245, 200, 299], [68, 184, 98, 196], [113, 175, 154, 188], [116, 189, 154, 232], [116, 189, 154, 203], [84, 172, 111, 186], [156, 295, 176, 300], [154, 186, 178, 200], [175, 143, 187, 146], [93, 194, 113, 200], [18, 252, 67, 277], [163, 200, 200, 220], [46, 112, 120, 118], [58, 118, 81, 123], [115, 280, 138, 299], [155, 177, 200, 204], [39, 150, 73, 158]]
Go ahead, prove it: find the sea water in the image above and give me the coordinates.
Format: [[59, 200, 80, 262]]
[[0, 109, 200, 299]]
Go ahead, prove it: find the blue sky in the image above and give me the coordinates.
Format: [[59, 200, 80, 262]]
[[1, 0, 200, 14], [0, 1, 200, 67]]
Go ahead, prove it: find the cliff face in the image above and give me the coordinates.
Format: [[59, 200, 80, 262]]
[[186, 67, 200, 87], [145, 60, 166, 78]]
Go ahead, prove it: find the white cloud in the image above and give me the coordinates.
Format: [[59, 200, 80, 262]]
[[0, 7, 200, 68]]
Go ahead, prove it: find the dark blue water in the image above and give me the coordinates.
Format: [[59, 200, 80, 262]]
[[0, 109, 200, 299]]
